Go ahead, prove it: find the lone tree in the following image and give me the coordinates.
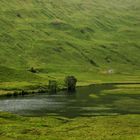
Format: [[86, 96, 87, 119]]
[[65, 76, 77, 92], [48, 80, 57, 94], [29, 67, 37, 73]]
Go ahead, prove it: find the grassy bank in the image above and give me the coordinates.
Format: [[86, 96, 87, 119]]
[[0, 73, 140, 96], [0, 113, 140, 140]]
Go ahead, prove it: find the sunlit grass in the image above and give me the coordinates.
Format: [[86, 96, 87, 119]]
[[0, 114, 140, 140]]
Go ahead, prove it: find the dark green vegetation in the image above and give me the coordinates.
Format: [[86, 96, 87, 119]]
[[0, 0, 140, 92], [0, 84, 140, 140], [65, 76, 77, 92], [48, 80, 57, 93]]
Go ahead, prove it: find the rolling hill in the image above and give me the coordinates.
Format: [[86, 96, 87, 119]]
[[0, 0, 140, 89]]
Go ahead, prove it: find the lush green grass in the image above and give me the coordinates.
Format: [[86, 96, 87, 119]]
[[0, 113, 140, 140], [0, 0, 140, 90], [0, 1, 140, 139], [0, 84, 140, 140]]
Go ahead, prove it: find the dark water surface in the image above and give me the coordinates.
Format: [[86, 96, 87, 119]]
[[0, 84, 140, 117]]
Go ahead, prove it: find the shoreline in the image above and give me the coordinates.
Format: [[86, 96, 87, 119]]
[[0, 81, 140, 98]]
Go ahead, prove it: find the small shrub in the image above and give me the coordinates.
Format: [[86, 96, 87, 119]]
[[65, 76, 77, 92], [48, 80, 57, 94], [29, 67, 37, 73]]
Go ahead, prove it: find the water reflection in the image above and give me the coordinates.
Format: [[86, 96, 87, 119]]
[[0, 84, 140, 117]]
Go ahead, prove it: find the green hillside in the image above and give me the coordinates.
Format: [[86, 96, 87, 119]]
[[0, 0, 140, 89], [0, 1, 140, 139]]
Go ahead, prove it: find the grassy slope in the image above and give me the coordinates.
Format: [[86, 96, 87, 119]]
[[0, 0, 140, 91]]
